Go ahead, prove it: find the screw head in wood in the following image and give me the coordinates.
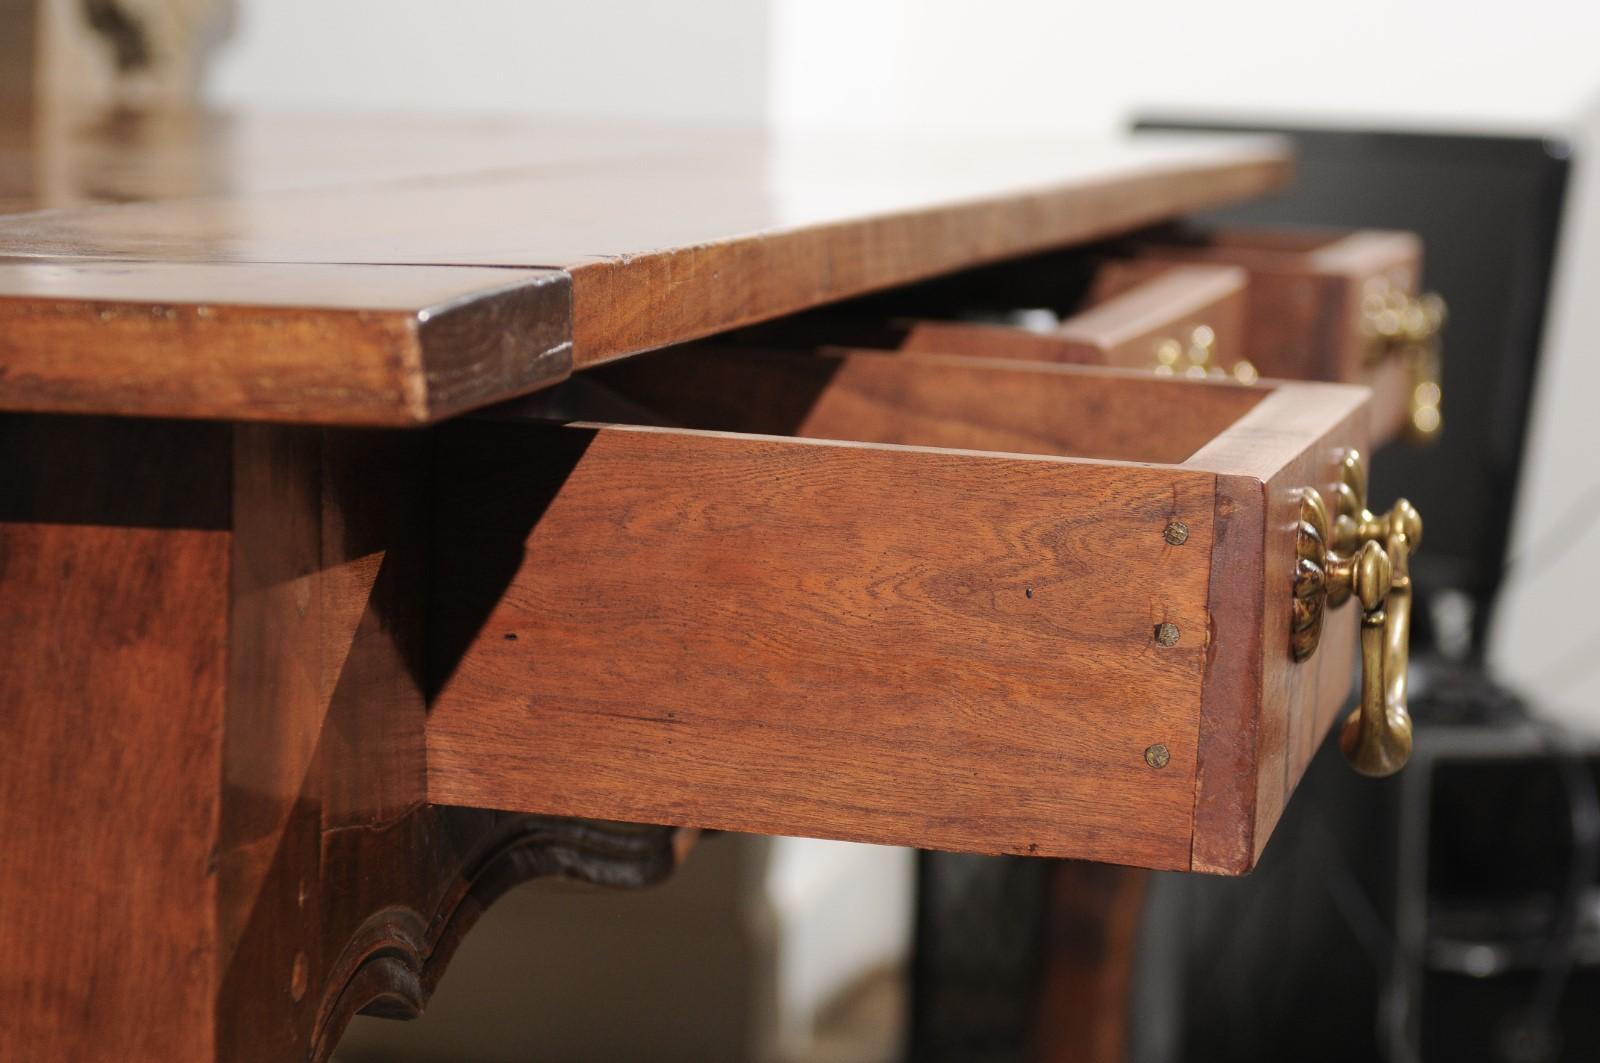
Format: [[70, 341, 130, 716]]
[[1163, 520, 1189, 546], [1145, 744, 1171, 769], [1154, 622, 1180, 646]]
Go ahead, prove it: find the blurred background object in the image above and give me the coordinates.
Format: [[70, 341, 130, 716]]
[[4, 0, 230, 107]]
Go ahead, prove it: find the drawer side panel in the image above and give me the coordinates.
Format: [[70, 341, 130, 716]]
[[427, 422, 1217, 868]]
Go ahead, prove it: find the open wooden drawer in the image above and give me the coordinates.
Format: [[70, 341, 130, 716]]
[[872, 262, 1251, 379], [716, 226, 1441, 448], [1110, 225, 1444, 443], [721, 260, 1254, 379], [426, 346, 1418, 875]]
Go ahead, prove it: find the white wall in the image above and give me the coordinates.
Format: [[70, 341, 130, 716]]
[[765, 838, 914, 1057], [208, 0, 1600, 134], [1487, 99, 1600, 737], [769, 0, 1600, 136], [208, 0, 771, 122]]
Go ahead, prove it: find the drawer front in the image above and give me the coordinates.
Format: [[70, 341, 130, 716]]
[[428, 350, 1378, 873], [894, 263, 1250, 378]]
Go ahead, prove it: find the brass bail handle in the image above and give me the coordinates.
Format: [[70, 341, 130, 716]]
[[1332, 450, 1421, 775], [1291, 449, 1422, 777], [1362, 278, 1446, 442]]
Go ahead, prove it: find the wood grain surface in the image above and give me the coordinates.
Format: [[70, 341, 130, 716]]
[[0, 106, 720, 214], [427, 416, 1219, 867], [0, 108, 1291, 423], [590, 345, 1266, 464], [1181, 381, 1372, 871], [1033, 864, 1151, 1063], [0, 415, 230, 1062], [0, 413, 692, 1060], [889, 263, 1246, 370], [219, 425, 693, 1061], [0, 261, 570, 423], [455, 351, 1376, 872], [1052, 263, 1246, 368], [694, 258, 1248, 372], [1119, 227, 1422, 383]]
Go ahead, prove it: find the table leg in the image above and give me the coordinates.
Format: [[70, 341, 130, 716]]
[[0, 416, 687, 1061]]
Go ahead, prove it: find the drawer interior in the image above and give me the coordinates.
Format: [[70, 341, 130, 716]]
[[575, 345, 1268, 464], [712, 255, 1248, 378]]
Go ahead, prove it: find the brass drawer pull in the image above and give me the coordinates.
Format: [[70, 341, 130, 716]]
[[1363, 278, 1446, 441], [1151, 324, 1260, 384], [1291, 449, 1421, 777]]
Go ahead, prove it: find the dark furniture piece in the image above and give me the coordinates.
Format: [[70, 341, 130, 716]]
[[1137, 117, 1583, 1063]]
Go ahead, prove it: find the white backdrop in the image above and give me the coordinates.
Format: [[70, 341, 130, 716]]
[[767, 0, 1600, 136], [209, 0, 772, 121]]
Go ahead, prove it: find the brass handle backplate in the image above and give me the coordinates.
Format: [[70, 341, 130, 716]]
[[1291, 449, 1421, 777]]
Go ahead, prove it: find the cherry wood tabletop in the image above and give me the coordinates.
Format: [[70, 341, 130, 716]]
[[0, 105, 1291, 424]]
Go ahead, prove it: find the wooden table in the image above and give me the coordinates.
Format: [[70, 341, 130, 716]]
[[0, 106, 1412, 1060]]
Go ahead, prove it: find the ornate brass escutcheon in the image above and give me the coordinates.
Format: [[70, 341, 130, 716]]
[[1291, 449, 1422, 777]]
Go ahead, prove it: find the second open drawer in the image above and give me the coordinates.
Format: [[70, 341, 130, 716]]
[[426, 346, 1381, 874]]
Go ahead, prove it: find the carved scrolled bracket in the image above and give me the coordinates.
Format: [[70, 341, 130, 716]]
[[308, 811, 691, 1062]]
